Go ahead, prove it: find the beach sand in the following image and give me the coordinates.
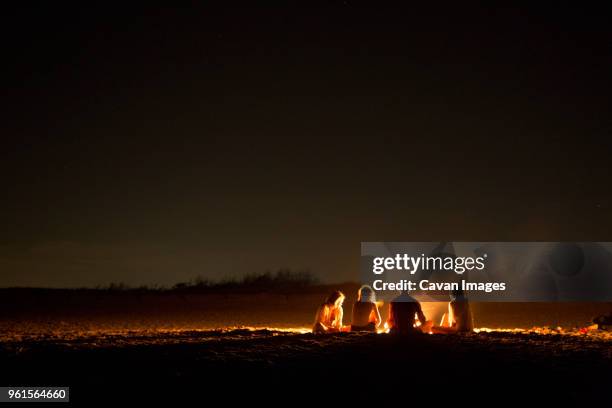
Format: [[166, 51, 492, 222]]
[[1, 290, 610, 404]]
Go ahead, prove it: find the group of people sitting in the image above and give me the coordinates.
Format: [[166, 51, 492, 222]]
[[313, 285, 473, 334]]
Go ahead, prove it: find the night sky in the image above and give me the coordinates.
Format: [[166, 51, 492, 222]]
[[2, 4, 611, 287]]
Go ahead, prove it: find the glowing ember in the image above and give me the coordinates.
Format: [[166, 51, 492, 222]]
[[224, 326, 312, 334]]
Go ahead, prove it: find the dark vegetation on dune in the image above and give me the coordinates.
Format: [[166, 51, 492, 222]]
[[170, 269, 325, 293], [1, 269, 340, 294]]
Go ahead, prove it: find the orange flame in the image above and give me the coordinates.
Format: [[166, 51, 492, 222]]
[[377, 322, 390, 334]]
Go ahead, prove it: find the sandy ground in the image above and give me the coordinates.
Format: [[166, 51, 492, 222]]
[[0, 328, 610, 404], [1, 290, 610, 404]]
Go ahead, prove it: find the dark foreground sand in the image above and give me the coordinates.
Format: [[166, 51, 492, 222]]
[[1, 290, 610, 404], [1, 328, 610, 405]]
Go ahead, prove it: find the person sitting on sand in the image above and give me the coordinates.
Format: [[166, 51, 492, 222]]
[[432, 288, 474, 334], [450, 288, 474, 332], [351, 285, 382, 332], [387, 290, 428, 335], [313, 290, 345, 333], [593, 312, 612, 330]]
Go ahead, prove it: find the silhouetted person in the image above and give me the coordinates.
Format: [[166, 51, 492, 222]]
[[351, 285, 382, 332], [387, 290, 427, 335], [593, 312, 612, 330], [433, 288, 474, 333], [449, 288, 474, 332], [313, 291, 345, 333]]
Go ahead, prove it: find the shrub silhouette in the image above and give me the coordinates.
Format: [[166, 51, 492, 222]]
[[172, 269, 318, 294]]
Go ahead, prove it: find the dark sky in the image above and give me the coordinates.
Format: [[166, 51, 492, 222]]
[[1, 4, 611, 287]]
